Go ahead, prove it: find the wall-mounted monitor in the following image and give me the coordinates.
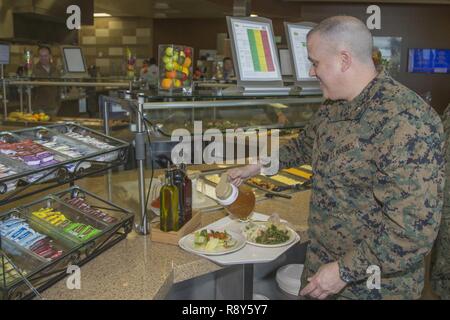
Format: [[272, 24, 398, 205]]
[[61, 46, 88, 75], [284, 22, 320, 94], [0, 43, 10, 65], [284, 22, 317, 81], [408, 48, 450, 74], [227, 16, 282, 83]]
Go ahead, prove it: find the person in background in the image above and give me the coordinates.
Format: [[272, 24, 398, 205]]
[[140, 58, 158, 86], [196, 56, 208, 80], [222, 57, 235, 81], [32, 45, 61, 117]]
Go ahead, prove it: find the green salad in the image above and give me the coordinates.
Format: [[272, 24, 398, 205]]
[[244, 222, 290, 245], [194, 229, 237, 251]]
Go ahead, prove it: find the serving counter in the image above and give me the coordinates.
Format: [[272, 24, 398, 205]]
[[20, 167, 311, 300]]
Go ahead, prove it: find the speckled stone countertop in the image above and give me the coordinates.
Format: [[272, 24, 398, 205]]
[[15, 168, 310, 300]]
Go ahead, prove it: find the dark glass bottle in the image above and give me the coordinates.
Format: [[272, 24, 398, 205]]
[[160, 168, 180, 232], [180, 163, 192, 223], [173, 165, 185, 227]]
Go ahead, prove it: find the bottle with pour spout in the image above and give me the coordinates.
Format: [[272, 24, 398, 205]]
[[215, 173, 255, 221], [173, 163, 192, 227], [160, 167, 180, 232]]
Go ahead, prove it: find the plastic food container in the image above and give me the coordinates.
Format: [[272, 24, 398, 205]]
[[158, 44, 193, 94], [276, 264, 304, 296]]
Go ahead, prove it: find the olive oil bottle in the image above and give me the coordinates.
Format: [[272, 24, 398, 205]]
[[160, 168, 180, 232]]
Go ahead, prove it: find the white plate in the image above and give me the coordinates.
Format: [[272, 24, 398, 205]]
[[244, 223, 297, 248], [179, 229, 246, 256], [149, 205, 160, 216], [178, 213, 301, 265]]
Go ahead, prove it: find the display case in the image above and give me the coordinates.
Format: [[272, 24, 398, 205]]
[[133, 93, 323, 169], [1, 76, 138, 127], [0, 121, 133, 299], [0, 186, 134, 300], [98, 91, 322, 173], [141, 94, 322, 136], [0, 123, 129, 205]]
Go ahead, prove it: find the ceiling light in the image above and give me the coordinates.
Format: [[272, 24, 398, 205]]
[[154, 12, 167, 18], [154, 2, 170, 10], [94, 13, 111, 17], [250, 14, 258, 17]]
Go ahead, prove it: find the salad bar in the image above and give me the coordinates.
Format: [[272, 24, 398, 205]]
[[0, 186, 134, 300]]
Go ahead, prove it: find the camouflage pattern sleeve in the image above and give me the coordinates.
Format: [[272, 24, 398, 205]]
[[430, 104, 450, 299], [338, 111, 444, 283], [278, 106, 324, 170]]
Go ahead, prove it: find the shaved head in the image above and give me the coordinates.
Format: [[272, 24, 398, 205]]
[[308, 16, 373, 65]]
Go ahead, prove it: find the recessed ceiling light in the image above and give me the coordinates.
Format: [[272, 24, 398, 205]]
[[166, 9, 181, 14], [154, 12, 167, 18], [154, 2, 170, 10], [94, 13, 111, 17]]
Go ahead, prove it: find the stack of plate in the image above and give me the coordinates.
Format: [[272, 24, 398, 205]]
[[276, 264, 304, 296], [253, 293, 270, 300]]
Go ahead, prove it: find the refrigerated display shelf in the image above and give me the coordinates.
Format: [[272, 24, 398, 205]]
[[0, 186, 134, 300], [0, 123, 130, 206]]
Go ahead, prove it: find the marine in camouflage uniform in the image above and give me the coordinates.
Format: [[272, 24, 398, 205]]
[[278, 68, 444, 299], [430, 104, 450, 300]]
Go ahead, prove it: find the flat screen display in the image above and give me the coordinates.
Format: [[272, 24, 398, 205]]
[[229, 17, 282, 81], [408, 48, 450, 74], [0, 43, 10, 65], [285, 23, 315, 81], [63, 47, 87, 73]]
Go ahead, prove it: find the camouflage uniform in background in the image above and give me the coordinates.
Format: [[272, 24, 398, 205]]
[[430, 104, 450, 300], [278, 69, 445, 299]]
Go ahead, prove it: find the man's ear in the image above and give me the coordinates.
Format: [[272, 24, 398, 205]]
[[340, 51, 352, 72]]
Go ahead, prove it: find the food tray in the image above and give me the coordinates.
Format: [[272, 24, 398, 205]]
[[16, 126, 98, 161], [0, 131, 71, 184], [0, 186, 134, 300], [21, 196, 109, 246], [150, 211, 202, 246], [197, 171, 266, 202], [46, 123, 125, 162], [282, 166, 313, 181], [244, 174, 297, 193], [0, 123, 129, 205]]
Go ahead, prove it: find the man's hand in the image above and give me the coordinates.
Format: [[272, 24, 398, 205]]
[[300, 262, 347, 300], [227, 164, 261, 187]]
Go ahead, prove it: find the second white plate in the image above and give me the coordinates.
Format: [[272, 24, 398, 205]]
[[179, 229, 246, 256], [245, 224, 297, 248]]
